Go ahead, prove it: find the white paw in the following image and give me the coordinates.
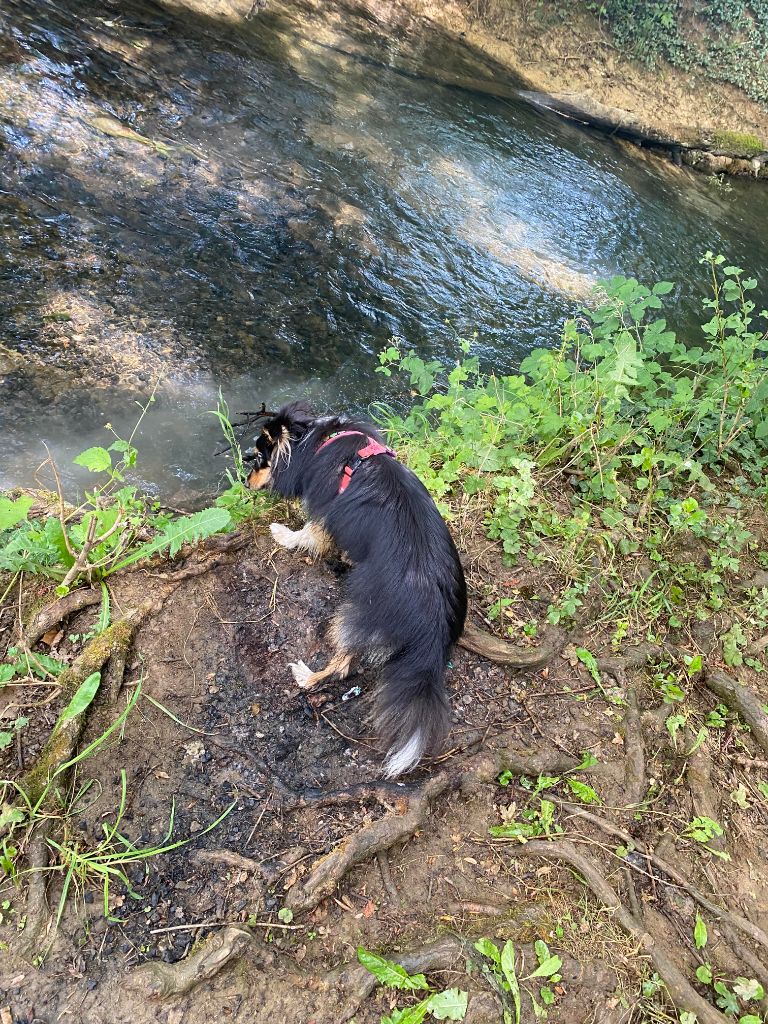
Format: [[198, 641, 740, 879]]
[[270, 522, 297, 549], [289, 660, 314, 689]]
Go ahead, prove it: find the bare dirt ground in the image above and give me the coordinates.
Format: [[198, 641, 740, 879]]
[[2, 506, 768, 1023]]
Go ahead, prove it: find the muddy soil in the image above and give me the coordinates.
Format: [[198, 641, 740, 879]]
[[1, 512, 768, 1023]]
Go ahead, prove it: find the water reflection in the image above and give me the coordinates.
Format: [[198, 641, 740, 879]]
[[1, 0, 767, 498]]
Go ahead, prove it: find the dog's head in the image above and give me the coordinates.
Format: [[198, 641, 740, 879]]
[[245, 401, 316, 489]]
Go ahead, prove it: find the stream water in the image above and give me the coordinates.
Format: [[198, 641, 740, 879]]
[[2, 0, 768, 501]]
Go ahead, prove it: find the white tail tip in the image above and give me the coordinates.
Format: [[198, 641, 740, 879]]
[[383, 729, 424, 778]]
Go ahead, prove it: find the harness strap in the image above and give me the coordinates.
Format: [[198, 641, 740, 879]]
[[315, 431, 396, 494]]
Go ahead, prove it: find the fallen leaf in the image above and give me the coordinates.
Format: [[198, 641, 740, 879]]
[[362, 900, 376, 919], [611, 732, 624, 745]]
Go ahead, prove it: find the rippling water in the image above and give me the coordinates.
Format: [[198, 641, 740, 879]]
[[1, 0, 767, 500]]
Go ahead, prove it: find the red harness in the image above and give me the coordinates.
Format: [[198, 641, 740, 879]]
[[315, 430, 396, 494]]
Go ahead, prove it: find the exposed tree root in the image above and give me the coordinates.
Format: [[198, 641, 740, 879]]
[[459, 620, 563, 668], [703, 667, 768, 758], [190, 849, 263, 875], [554, 799, 768, 954], [15, 821, 51, 960], [20, 587, 102, 648], [620, 677, 646, 808], [376, 849, 400, 907], [281, 780, 416, 812], [686, 736, 726, 854], [332, 936, 467, 1021], [509, 840, 730, 1024], [127, 925, 253, 998], [284, 739, 576, 915], [15, 601, 157, 813]]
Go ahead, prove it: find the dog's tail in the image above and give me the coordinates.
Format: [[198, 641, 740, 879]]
[[376, 639, 451, 779]]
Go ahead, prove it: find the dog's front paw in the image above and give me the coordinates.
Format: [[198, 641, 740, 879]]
[[289, 660, 315, 689], [270, 522, 297, 549]]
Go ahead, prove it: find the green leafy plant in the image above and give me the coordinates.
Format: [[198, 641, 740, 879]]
[[357, 948, 468, 1022], [473, 937, 562, 1022]]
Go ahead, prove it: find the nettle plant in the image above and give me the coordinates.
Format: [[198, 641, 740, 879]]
[[377, 255, 768, 561]]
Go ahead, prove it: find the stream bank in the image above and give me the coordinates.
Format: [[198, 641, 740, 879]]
[[384, 0, 768, 176]]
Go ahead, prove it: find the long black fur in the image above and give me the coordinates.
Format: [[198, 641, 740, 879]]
[[249, 401, 467, 777]]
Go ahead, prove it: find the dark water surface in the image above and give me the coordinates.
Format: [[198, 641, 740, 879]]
[[1, 0, 767, 500]]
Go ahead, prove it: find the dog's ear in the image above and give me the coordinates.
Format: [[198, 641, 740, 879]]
[[276, 401, 316, 439]]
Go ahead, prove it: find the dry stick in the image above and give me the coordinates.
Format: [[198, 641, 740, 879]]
[[510, 840, 730, 1024], [459, 620, 563, 668], [21, 588, 102, 648], [552, 799, 768, 954], [703, 667, 768, 758], [284, 739, 577, 916]]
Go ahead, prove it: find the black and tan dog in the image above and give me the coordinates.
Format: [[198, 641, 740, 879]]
[[245, 401, 467, 777]]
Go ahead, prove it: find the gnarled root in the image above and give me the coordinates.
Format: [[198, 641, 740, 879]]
[[15, 601, 156, 814], [703, 667, 768, 758], [127, 926, 252, 999], [15, 821, 51, 960], [20, 588, 102, 648], [284, 739, 576, 916], [332, 936, 467, 1022], [509, 840, 730, 1024], [459, 621, 563, 668]]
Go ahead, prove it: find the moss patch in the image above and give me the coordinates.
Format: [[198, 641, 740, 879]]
[[711, 129, 765, 156]]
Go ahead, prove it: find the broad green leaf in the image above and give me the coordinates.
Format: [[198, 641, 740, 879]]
[[500, 941, 521, 1024], [0, 665, 16, 683], [277, 907, 293, 924], [473, 938, 501, 965], [382, 1000, 431, 1024], [108, 507, 233, 572], [526, 955, 563, 980], [685, 727, 708, 756], [733, 977, 764, 1001], [97, 583, 111, 634], [73, 447, 112, 473], [574, 648, 600, 685], [714, 980, 739, 1015], [53, 672, 101, 733], [566, 779, 601, 805], [0, 733, 12, 751], [356, 948, 429, 991], [696, 963, 713, 984], [694, 911, 707, 949], [0, 496, 33, 532], [738, 1015, 762, 1024], [426, 988, 468, 1020]]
